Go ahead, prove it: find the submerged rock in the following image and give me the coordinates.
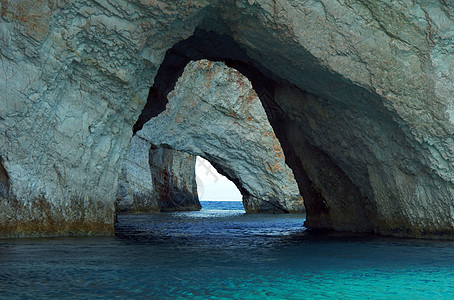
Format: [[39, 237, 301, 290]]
[[117, 136, 200, 214], [138, 59, 304, 213]]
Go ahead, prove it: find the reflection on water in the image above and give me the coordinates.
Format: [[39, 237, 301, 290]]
[[1, 201, 454, 299], [116, 201, 304, 246]]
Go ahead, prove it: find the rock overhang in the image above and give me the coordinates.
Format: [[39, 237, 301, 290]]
[[1, 0, 454, 238], [136, 58, 304, 213]]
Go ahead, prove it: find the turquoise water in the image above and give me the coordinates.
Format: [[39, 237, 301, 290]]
[[1, 201, 454, 299]]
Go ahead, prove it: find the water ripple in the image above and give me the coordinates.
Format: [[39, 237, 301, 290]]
[[1, 201, 454, 299]]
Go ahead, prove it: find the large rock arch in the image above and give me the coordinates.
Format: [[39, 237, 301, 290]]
[[137, 59, 304, 213], [0, 1, 453, 238]]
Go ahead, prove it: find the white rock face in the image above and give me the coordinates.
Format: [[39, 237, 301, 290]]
[[0, 0, 209, 236], [1, 0, 454, 237], [138, 60, 304, 213], [117, 136, 200, 214]]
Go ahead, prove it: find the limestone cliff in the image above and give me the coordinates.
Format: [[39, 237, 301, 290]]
[[1, 0, 454, 238], [117, 137, 200, 214], [0, 0, 209, 236], [138, 59, 304, 213]]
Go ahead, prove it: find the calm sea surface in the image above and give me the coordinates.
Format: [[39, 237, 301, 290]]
[[1, 201, 454, 299]]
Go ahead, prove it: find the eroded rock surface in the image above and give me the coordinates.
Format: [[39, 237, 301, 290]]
[[138, 60, 304, 213], [1, 0, 454, 237], [117, 136, 200, 214], [0, 0, 209, 236]]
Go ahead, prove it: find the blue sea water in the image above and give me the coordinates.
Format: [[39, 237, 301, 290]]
[[1, 200, 454, 299]]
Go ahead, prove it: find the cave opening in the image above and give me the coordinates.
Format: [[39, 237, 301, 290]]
[[133, 29, 280, 134], [195, 156, 242, 203], [195, 156, 246, 213], [133, 29, 305, 215], [132, 25, 414, 234], [134, 56, 304, 214]]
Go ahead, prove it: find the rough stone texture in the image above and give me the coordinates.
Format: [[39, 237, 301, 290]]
[[0, 0, 210, 236], [217, 1, 454, 237], [1, 0, 454, 238], [138, 59, 304, 213], [116, 136, 200, 214]]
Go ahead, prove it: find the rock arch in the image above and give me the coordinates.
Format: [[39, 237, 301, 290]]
[[1, 1, 453, 238], [137, 59, 304, 213], [133, 27, 452, 236], [130, 28, 378, 230]]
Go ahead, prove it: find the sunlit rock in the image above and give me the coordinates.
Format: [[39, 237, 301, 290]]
[[138, 60, 304, 213], [0, 0, 209, 236]]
